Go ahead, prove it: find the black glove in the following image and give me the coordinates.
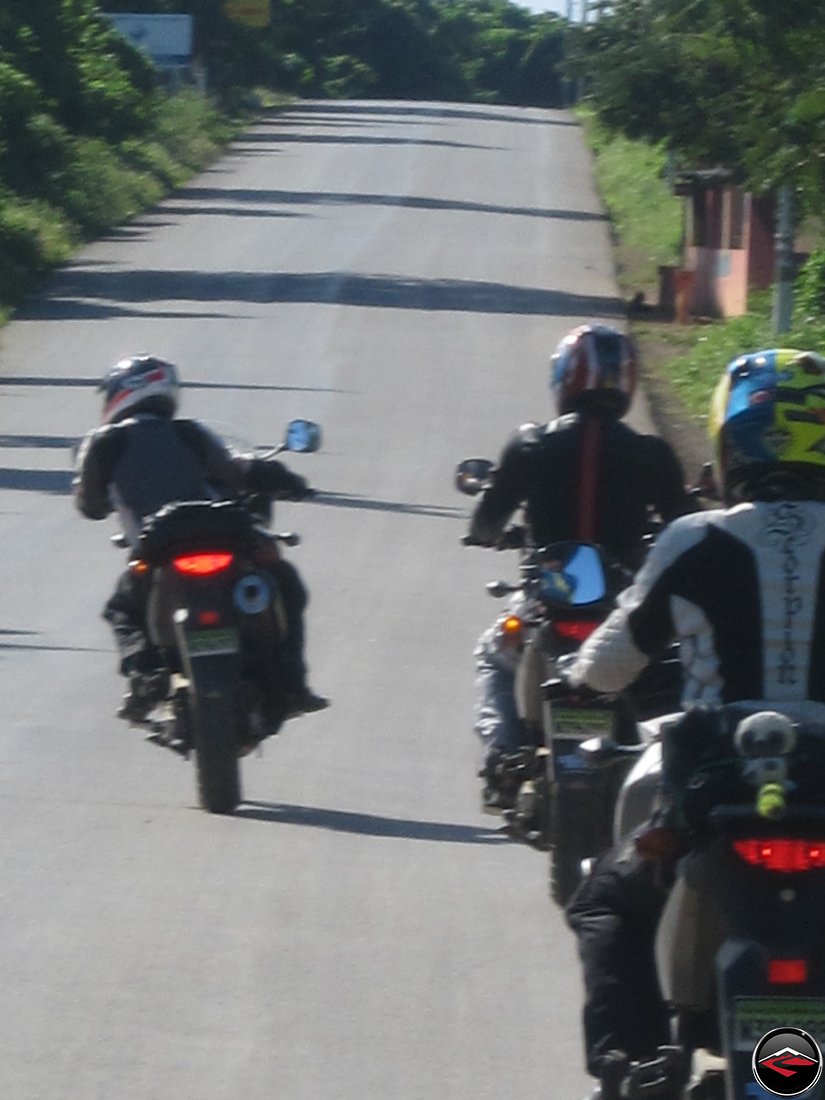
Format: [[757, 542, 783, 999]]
[[247, 458, 310, 499], [282, 473, 312, 501]]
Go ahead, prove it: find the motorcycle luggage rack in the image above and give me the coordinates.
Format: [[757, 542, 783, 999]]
[[137, 500, 259, 561], [710, 804, 825, 825]]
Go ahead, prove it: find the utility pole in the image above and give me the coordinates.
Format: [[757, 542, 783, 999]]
[[772, 183, 794, 335], [564, 0, 575, 107]]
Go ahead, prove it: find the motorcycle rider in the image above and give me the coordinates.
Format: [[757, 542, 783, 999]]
[[468, 324, 691, 810], [73, 354, 328, 723], [561, 348, 825, 1097]]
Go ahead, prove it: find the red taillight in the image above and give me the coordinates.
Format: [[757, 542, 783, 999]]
[[732, 838, 825, 873], [552, 620, 599, 643], [172, 552, 234, 576], [768, 959, 809, 985]]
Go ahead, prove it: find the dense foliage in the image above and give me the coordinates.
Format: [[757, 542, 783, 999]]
[[0, 1, 237, 311], [568, 0, 825, 213], [100, 0, 567, 105]]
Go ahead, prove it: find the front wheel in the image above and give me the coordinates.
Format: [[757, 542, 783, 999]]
[[191, 689, 242, 814]]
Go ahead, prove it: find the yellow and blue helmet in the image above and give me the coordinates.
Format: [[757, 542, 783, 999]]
[[709, 348, 825, 501]]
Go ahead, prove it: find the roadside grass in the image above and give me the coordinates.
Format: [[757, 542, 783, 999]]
[[578, 106, 682, 300]]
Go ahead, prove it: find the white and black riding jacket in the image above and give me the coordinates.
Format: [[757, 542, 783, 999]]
[[569, 500, 825, 714]]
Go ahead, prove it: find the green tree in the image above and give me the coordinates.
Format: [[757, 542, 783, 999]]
[[1, 1, 155, 138], [571, 0, 825, 210]]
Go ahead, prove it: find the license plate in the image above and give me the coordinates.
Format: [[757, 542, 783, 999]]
[[551, 706, 614, 735], [185, 627, 239, 656], [733, 997, 825, 1048]]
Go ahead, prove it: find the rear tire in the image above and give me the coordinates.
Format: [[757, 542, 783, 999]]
[[192, 690, 241, 814]]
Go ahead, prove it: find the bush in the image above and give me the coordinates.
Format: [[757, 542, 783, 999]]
[[320, 55, 377, 98], [0, 193, 74, 308], [0, 89, 241, 315], [795, 249, 825, 321], [59, 137, 163, 233], [2, 113, 73, 198], [151, 91, 234, 171]]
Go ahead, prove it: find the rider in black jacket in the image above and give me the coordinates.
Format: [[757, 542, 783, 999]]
[[468, 325, 691, 810], [73, 355, 327, 722]]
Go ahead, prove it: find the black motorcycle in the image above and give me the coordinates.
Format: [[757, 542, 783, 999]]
[[121, 418, 321, 814], [455, 459, 640, 874]]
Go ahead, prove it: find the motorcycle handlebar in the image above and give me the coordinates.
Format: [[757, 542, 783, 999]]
[[461, 525, 526, 550], [541, 677, 608, 704]]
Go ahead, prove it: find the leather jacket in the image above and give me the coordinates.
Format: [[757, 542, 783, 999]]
[[470, 412, 692, 570]]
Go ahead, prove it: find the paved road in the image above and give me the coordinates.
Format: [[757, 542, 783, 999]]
[[0, 100, 640, 1100]]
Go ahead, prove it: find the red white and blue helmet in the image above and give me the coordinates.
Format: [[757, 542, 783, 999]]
[[550, 324, 637, 417], [100, 355, 180, 425]]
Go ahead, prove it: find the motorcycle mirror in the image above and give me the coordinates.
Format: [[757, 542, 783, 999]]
[[536, 541, 607, 607], [284, 419, 322, 453], [691, 461, 720, 502], [455, 458, 494, 496], [486, 580, 517, 598]]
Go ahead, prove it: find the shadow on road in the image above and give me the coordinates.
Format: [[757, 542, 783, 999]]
[[0, 375, 344, 395], [0, 468, 73, 494], [19, 270, 621, 321], [314, 491, 465, 520], [0, 628, 108, 654], [236, 131, 497, 151], [283, 103, 577, 127], [237, 800, 510, 844], [173, 185, 607, 224], [0, 433, 79, 449]]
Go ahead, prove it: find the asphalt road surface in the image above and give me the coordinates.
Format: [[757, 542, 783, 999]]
[[0, 100, 652, 1100]]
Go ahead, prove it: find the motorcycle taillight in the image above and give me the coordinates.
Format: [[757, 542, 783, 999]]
[[172, 552, 234, 576], [552, 620, 600, 643], [732, 838, 825, 873], [768, 959, 809, 985]]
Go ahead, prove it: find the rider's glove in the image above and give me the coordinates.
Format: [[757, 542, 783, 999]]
[[282, 472, 312, 500], [247, 459, 311, 500]]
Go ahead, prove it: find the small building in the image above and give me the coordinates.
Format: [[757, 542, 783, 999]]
[[668, 169, 776, 319]]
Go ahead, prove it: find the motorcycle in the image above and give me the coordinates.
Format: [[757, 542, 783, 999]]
[[118, 417, 322, 815], [545, 553, 825, 1099], [455, 459, 647, 889]]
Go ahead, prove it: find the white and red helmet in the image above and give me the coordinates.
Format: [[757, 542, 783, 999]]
[[100, 355, 180, 425], [550, 324, 637, 417]]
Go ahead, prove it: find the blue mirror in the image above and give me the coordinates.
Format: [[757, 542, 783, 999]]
[[537, 542, 607, 607], [284, 419, 322, 453]]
